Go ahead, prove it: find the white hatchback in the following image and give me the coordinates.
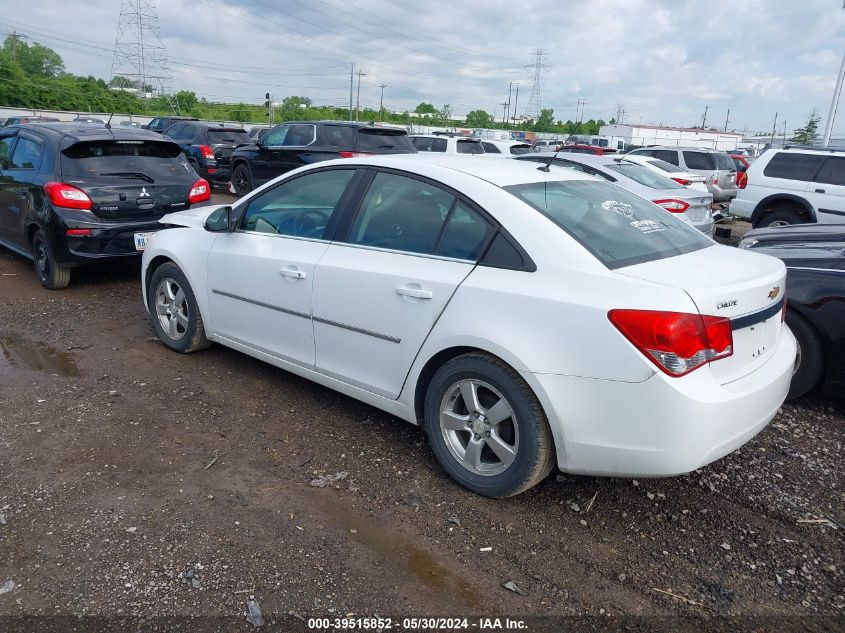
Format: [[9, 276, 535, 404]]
[[141, 156, 795, 497]]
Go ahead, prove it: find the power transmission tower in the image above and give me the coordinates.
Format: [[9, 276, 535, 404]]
[[615, 105, 625, 124], [110, 0, 173, 105], [378, 83, 387, 120], [576, 98, 586, 124], [525, 49, 549, 120]]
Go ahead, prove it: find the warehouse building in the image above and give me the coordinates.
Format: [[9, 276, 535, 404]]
[[599, 123, 743, 151]]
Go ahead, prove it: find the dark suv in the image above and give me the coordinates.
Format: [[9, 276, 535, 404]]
[[164, 121, 251, 188], [0, 123, 210, 289], [144, 115, 199, 134], [229, 121, 416, 196]]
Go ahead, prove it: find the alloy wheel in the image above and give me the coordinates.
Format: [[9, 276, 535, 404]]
[[439, 379, 519, 477], [155, 277, 189, 341]]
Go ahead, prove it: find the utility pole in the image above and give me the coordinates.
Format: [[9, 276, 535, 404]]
[[378, 83, 387, 121], [355, 70, 366, 122], [506, 82, 515, 129], [701, 104, 709, 128], [501, 102, 508, 126], [576, 98, 586, 125], [771, 112, 778, 146], [724, 108, 730, 131], [349, 64, 354, 122], [512, 83, 519, 129], [783, 119, 787, 143]]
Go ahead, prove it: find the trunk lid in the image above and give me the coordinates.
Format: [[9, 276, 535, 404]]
[[82, 182, 192, 220], [619, 246, 787, 384]]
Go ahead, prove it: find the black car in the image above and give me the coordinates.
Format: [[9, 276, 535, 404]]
[[144, 115, 198, 134], [742, 225, 845, 399], [0, 123, 211, 289], [164, 121, 251, 188], [229, 121, 416, 196]]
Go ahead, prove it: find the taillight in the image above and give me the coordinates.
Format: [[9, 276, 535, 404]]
[[710, 177, 719, 185], [608, 309, 733, 377], [66, 228, 93, 237], [671, 177, 692, 186], [44, 182, 92, 210], [338, 151, 375, 158], [198, 145, 215, 160], [188, 179, 210, 204], [652, 199, 690, 213], [738, 172, 747, 189]]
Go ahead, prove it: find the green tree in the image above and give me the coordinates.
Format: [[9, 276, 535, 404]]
[[465, 109, 493, 128], [414, 102, 436, 114], [534, 108, 555, 132], [790, 108, 821, 144]]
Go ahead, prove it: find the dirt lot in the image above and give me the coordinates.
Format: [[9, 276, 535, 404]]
[[0, 206, 842, 632]]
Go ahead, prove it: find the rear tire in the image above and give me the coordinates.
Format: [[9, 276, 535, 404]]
[[786, 311, 824, 400], [423, 353, 555, 497], [32, 229, 71, 290], [232, 163, 253, 197], [755, 208, 806, 228], [148, 262, 211, 353]]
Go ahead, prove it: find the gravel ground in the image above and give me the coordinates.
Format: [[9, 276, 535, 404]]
[[0, 203, 842, 632]]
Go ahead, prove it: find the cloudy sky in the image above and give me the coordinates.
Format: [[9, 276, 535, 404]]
[[4, 0, 845, 135]]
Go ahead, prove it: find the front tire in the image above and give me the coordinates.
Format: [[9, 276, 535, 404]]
[[148, 263, 210, 353], [32, 229, 71, 289], [423, 353, 555, 497], [232, 163, 253, 197], [786, 311, 824, 400]]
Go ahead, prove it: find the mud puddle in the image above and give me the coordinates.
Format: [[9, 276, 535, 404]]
[[0, 332, 79, 377]]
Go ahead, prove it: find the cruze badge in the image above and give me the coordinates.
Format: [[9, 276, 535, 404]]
[[768, 286, 780, 300], [717, 300, 737, 310], [139, 187, 150, 198]]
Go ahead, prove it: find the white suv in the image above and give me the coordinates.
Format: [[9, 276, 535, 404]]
[[731, 147, 845, 227], [411, 135, 485, 155]]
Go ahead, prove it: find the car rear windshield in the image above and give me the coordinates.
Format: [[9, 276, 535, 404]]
[[504, 180, 711, 269], [456, 139, 484, 154], [762, 152, 826, 182], [208, 129, 250, 145], [509, 144, 532, 155], [712, 152, 735, 170], [355, 129, 414, 151], [61, 140, 190, 183], [605, 162, 685, 189], [682, 151, 716, 170]]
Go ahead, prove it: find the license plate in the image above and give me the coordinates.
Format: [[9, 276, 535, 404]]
[[134, 232, 156, 251]]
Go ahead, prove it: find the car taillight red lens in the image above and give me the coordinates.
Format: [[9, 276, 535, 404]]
[[608, 309, 733, 377], [338, 151, 375, 158], [188, 179, 210, 203], [66, 228, 93, 237], [44, 182, 93, 210], [199, 145, 215, 159], [652, 199, 690, 213], [671, 177, 692, 186], [738, 172, 747, 189]]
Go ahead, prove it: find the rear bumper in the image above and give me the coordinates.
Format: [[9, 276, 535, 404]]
[[709, 183, 738, 202], [205, 166, 232, 185], [532, 324, 796, 477], [53, 215, 165, 266]]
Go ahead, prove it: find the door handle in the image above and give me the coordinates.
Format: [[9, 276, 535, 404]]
[[280, 268, 306, 279], [396, 286, 432, 299], [815, 188, 825, 193]]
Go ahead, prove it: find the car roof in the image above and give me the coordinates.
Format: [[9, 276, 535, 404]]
[[9, 122, 174, 145], [638, 145, 725, 153], [531, 151, 620, 167], [331, 154, 596, 187]]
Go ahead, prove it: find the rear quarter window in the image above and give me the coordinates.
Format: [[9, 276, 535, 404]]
[[504, 180, 711, 269], [456, 139, 484, 154], [762, 152, 825, 182]]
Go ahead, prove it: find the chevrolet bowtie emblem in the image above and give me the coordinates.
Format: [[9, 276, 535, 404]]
[[768, 286, 780, 300], [139, 187, 150, 198]]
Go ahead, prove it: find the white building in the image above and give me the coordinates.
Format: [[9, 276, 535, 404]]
[[599, 124, 743, 151]]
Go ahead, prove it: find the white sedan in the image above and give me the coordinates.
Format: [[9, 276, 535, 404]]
[[620, 153, 709, 192], [141, 156, 795, 497]]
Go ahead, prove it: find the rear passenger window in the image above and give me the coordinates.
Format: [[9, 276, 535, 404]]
[[412, 137, 447, 152], [456, 140, 484, 154], [652, 150, 679, 165], [814, 157, 845, 186], [437, 203, 492, 260], [347, 172, 455, 254], [241, 169, 354, 238], [0, 136, 14, 169], [9, 137, 43, 170], [481, 142, 501, 154], [763, 152, 825, 182], [682, 151, 715, 170]]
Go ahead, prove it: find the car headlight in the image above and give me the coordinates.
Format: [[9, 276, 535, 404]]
[[738, 238, 758, 249]]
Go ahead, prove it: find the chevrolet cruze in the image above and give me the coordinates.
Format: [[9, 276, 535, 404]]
[[140, 156, 796, 497]]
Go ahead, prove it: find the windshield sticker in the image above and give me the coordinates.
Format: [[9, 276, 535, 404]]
[[601, 200, 666, 234]]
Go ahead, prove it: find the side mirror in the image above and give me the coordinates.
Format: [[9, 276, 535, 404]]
[[204, 206, 232, 232]]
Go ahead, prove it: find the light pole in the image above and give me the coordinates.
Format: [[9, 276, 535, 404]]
[[355, 70, 366, 122], [823, 48, 845, 146]]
